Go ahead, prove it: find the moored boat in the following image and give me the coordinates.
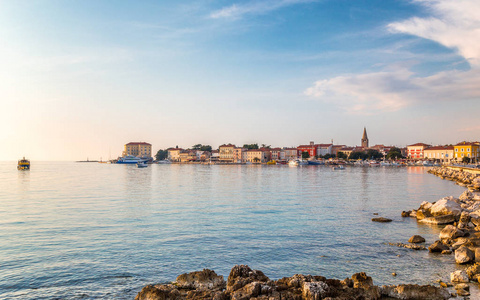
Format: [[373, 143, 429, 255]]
[[137, 161, 148, 168], [17, 157, 30, 170], [117, 155, 146, 164]]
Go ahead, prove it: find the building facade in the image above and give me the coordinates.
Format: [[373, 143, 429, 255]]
[[219, 144, 236, 163], [423, 146, 454, 163], [454, 142, 480, 162], [123, 142, 152, 158], [407, 143, 431, 160], [361, 127, 369, 148], [167, 148, 183, 162]]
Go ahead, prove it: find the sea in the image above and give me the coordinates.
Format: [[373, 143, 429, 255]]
[[0, 162, 473, 299]]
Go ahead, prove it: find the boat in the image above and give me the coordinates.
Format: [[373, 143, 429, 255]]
[[137, 161, 148, 168], [266, 160, 277, 165], [298, 159, 308, 165], [307, 160, 324, 165], [116, 155, 146, 164], [157, 159, 171, 164], [17, 157, 30, 170], [369, 161, 380, 167], [380, 161, 392, 166], [332, 165, 345, 170], [288, 160, 299, 166], [422, 161, 434, 167]]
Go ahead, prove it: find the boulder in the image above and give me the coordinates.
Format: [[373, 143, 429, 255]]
[[428, 240, 450, 253], [451, 270, 469, 283], [352, 272, 373, 289], [439, 225, 464, 240], [176, 269, 225, 290], [372, 217, 392, 223], [380, 284, 450, 300], [455, 246, 475, 264], [226, 265, 269, 293], [476, 248, 480, 262], [419, 214, 455, 225], [408, 235, 426, 243], [301, 281, 329, 300], [401, 210, 412, 217], [430, 198, 462, 217], [460, 190, 474, 201], [135, 284, 181, 300], [465, 263, 480, 279]]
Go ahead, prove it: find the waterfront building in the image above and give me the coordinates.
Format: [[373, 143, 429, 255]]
[[424, 146, 454, 163], [331, 145, 346, 156], [370, 144, 395, 156], [283, 148, 298, 160], [246, 149, 267, 163], [454, 142, 480, 162], [270, 148, 282, 161], [233, 147, 246, 163], [297, 142, 333, 158], [219, 144, 236, 163], [167, 147, 183, 162], [179, 150, 197, 163], [210, 150, 220, 162], [123, 142, 152, 158], [361, 127, 369, 148], [407, 143, 431, 160]]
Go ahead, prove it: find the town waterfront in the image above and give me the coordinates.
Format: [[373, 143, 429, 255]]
[[0, 162, 470, 299]]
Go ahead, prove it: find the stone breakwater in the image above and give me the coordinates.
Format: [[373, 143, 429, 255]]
[[135, 265, 451, 300], [428, 166, 480, 191], [402, 187, 480, 297]]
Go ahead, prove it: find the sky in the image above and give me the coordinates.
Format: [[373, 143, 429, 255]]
[[1, 0, 479, 160]]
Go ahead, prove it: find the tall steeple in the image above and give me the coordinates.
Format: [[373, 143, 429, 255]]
[[361, 127, 369, 148]]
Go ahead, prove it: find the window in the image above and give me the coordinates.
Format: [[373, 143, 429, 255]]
[[455, 149, 458, 152], [467, 148, 470, 152], [461, 148, 464, 152]]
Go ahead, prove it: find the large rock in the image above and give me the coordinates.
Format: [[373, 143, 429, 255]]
[[226, 265, 269, 293], [451, 270, 469, 283], [372, 217, 392, 223], [419, 214, 455, 225], [351, 272, 380, 299], [430, 198, 462, 217], [302, 281, 329, 300], [380, 284, 450, 300], [408, 235, 426, 243], [428, 240, 450, 253], [439, 225, 464, 240], [460, 190, 474, 201], [135, 284, 181, 300], [176, 269, 225, 290], [455, 246, 475, 264], [465, 263, 480, 279]]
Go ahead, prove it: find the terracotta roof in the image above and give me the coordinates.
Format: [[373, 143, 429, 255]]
[[407, 143, 431, 147], [126, 142, 151, 145], [456, 141, 479, 146], [425, 146, 454, 151], [219, 144, 236, 148]]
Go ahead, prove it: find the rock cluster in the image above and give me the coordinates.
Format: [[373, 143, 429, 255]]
[[428, 166, 480, 191], [402, 188, 480, 296], [135, 265, 451, 300]]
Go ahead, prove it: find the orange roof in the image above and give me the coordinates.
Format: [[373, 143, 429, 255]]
[[219, 144, 236, 148], [456, 141, 479, 146]]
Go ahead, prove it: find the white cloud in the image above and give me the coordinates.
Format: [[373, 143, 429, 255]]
[[210, 0, 316, 20], [388, 0, 480, 66], [305, 68, 480, 115], [305, 0, 480, 114]]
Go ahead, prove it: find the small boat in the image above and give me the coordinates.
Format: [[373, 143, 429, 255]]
[[288, 160, 299, 166], [422, 161, 434, 167], [17, 157, 30, 170], [380, 161, 391, 166], [266, 160, 277, 165], [308, 160, 324, 165], [333, 165, 345, 170], [137, 162, 148, 168], [157, 159, 171, 164], [298, 159, 308, 165]]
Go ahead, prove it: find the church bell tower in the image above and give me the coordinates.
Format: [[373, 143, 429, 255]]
[[361, 127, 369, 148]]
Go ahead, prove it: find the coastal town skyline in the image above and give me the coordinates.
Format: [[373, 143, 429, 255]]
[[2, 0, 480, 161]]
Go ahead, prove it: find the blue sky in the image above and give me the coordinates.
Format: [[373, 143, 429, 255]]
[[1, 0, 479, 160]]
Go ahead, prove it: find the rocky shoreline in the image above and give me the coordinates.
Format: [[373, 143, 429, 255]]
[[427, 166, 480, 191], [135, 265, 452, 300]]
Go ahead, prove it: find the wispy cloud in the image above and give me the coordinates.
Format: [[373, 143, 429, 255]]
[[210, 0, 317, 20], [388, 0, 480, 66], [305, 0, 480, 114]]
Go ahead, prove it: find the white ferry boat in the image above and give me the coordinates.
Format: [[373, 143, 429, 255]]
[[116, 155, 146, 164]]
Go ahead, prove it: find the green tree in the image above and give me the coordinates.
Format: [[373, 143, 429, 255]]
[[386, 147, 403, 160], [155, 149, 168, 161], [243, 143, 259, 149], [349, 151, 367, 160], [253, 157, 261, 163], [462, 157, 471, 164], [366, 149, 383, 160], [301, 151, 310, 159], [323, 153, 335, 159], [200, 145, 212, 151], [337, 152, 347, 160]]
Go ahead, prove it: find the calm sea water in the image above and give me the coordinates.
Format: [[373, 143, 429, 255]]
[[0, 162, 470, 299]]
